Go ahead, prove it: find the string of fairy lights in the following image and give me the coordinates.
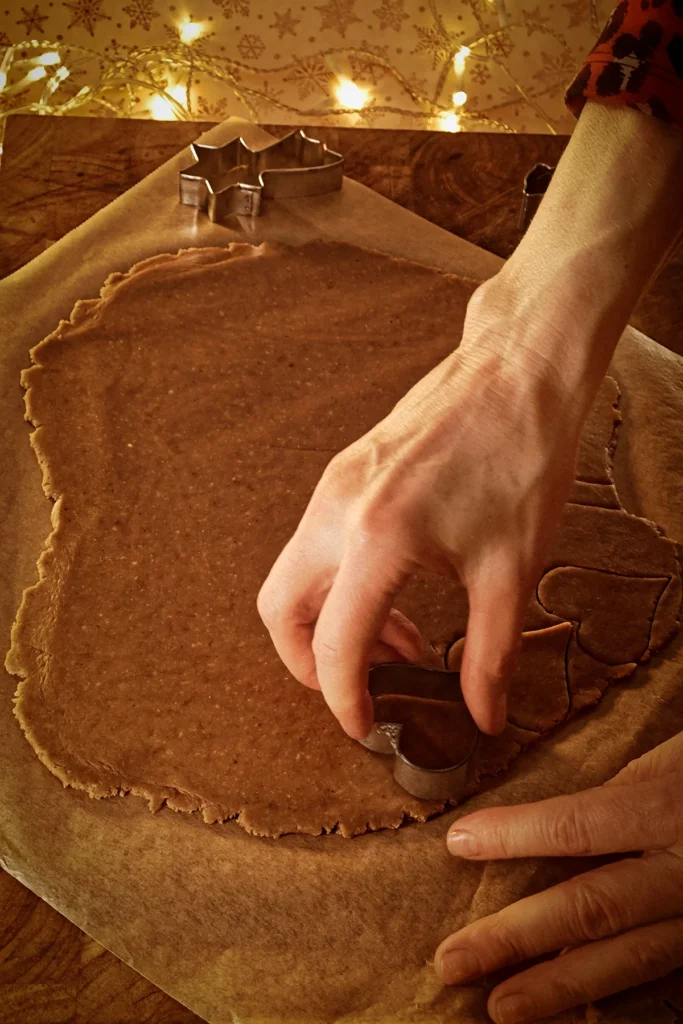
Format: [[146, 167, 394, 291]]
[[0, 2, 583, 135]]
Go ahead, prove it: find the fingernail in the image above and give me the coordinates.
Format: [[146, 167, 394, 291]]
[[447, 829, 480, 857], [492, 993, 535, 1024], [438, 947, 480, 985]]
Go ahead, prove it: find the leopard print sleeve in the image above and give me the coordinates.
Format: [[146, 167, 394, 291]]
[[565, 0, 683, 127]]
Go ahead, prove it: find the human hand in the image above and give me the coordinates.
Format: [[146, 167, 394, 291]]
[[258, 271, 596, 741], [435, 733, 683, 1023]]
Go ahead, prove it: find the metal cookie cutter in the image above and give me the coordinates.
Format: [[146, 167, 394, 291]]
[[518, 162, 555, 233], [360, 663, 479, 802], [178, 128, 344, 222]]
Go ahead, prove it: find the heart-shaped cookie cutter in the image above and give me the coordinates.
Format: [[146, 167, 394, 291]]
[[360, 663, 479, 802], [178, 128, 344, 222]]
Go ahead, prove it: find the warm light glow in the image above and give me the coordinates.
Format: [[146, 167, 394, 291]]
[[26, 66, 47, 83], [453, 45, 470, 77], [0, 71, 6, 91], [439, 111, 462, 133], [333, 77, 368, 110], [452, 90, 467, 107], [35, 51, 61, 65], [149, 82, 186, 119], [53, 66, 70, 84], [178, 19, 203, 44]]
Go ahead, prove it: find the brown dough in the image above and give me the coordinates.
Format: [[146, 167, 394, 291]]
[[447, 623, 572, 735], [539, 567, 669, 665], [6, 241, 681, 837]]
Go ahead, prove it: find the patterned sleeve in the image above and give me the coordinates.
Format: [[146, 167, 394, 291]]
[[565, 0, 683, 127]]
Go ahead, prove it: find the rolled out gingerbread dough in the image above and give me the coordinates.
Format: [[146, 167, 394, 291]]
[[6, 241, 681, 837]]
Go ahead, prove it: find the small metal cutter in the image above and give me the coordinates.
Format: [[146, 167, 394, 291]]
[[360, 663, 479, 802], [178, 128, 344, 222], [518, 162, 555, 233]]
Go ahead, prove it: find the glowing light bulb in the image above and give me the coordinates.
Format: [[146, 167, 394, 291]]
[[334, 77, 368, 110], [35, 51, 61, 65], [53, 66, 70, 84], [452, 90, 467, 107], [149, 83, 186, 119], [439, 111, 462, 133], [26, 66, 47, 83], [178, 19, 203, 44], [453, 45, 470, 78]]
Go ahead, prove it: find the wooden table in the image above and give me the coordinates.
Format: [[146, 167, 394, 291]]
[[1, 114, 681, 1024]]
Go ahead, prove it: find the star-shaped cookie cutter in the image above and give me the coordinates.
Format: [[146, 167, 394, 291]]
[[360, 663, 479, 802], [178, 129, 344, 222]]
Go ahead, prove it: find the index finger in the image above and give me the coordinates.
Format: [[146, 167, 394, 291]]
[[446, 775, 680, 859], [312, 540, 408, 740]]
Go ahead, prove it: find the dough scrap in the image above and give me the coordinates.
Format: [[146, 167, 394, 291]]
[[6, 242, 681, 837]]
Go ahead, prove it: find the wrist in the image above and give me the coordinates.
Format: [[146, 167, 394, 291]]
[[475, 102, 683, 406], [460, 269, 611, 421]]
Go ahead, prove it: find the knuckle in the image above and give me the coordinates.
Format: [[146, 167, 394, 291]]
[[485, 651, 517, 691], [299, 666, 320, 690], [541, 970, 590, 1012], [464, 281, 491, 325], [320, 449, 356, 492], [487, 918, 531, 964], [545, 806, 595, 857], [567, 879, 625, 941], [628, 936, 678, 982], [312, 634, 344, 668], [353, 496, 398, 542], [256, 582, 278, 626]]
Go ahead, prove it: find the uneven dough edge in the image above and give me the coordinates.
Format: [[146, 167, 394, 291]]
[[6, 245, 681, 837], [6, 243, 476, 838]]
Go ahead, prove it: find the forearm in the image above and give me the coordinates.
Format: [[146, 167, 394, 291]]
[[479, 102, 683, 406]]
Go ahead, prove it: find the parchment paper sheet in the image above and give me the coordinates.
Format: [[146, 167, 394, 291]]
[[1, 119, 682, 1023]]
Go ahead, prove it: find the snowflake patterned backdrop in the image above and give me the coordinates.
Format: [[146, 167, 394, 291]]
[[0, 0, 613, 132]]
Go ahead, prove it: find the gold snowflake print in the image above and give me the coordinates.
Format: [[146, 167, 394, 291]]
[[1, 88, 27, 112], [197, 95, 231, 118], [412, 23, 458, 70], [237, 32, 265, 60], [349, 41, 390, 86], [212, 0, 250, 18], [249, 79, 286, 117], [372, 0, 407, 32], [563, 0, 591, 30], [269, 8, 300, 39], [121, 0, 159, 30], [525, 5, 550, 37], [534, 48, 575, 81], [62, 0, 111, 36], [16, 4, 49, 34], [488, 29, 513, 60], [468, 59, 491, 86], [315, 0, 361, 38], [283, 55, 333, 99]]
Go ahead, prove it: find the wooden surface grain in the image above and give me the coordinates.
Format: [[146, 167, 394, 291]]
[[2, 115, 680, 352], [1, 113, 681, 1024]]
